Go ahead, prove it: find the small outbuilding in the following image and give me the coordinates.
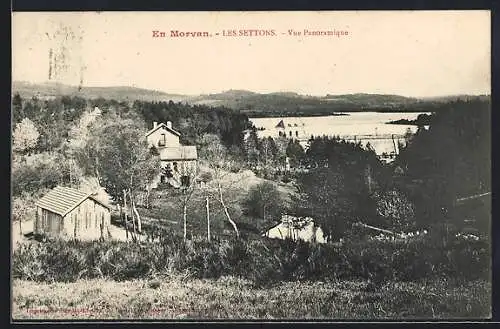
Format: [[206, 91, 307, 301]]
[[34, 186, 111, 240], [263, 215, 326, 244]]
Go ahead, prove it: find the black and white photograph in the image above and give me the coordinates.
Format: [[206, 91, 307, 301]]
[[11, 11, 491, 320]]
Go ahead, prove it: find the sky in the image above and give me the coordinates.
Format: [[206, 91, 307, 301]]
[[12, 11, 490, 97]]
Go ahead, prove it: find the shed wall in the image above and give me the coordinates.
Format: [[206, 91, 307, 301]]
[[35, 207, 63, 237], [65, 198, 111, 240]]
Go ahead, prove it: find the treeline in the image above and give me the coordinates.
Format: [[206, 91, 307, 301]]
[[387, 113, 433, 126], [12, 94, 89, 153], [290, 137, 398, 241], [132, 100, 253, 148], [286, 98, 491, 242], [206, 92, 488, 117], [242, 131, 305, 170], [12, 94, 254, 154], [394, 98, 491, 233]]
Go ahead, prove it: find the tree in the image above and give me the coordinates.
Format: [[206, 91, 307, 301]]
[[84, 118, 161, 239], [12, 93, 23, 123], [243, 181, 284, 224], [243, 129, 260, 166], [293, 137, 382, 241], [12, 153, 69, 196], [395, 99, 491, 230], [286, 139, 305, 167], [13, 118, 40, 155], [199, 134, 241, 238], [12, 192, 37, 235], [258, 136, 278, 165], [179, 166, 200, 241], [375, 189, 416, 231]]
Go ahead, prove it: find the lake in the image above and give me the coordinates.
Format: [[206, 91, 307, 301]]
[[249, 112, 432, 160]]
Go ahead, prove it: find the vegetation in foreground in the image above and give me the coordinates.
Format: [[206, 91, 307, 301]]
[[13, 231, 489, 284], [12, 276, 490, 319]]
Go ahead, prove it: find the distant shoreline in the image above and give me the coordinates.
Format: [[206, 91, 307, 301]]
[[248, 112, 350, 118], [245, 109, 441, 118], [385, 113, 433, 126]]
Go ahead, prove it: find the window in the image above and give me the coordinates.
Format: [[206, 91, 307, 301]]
[[158, 133, 166, 147], [173, 162, 178, 172], [160, 175, 166, 183]]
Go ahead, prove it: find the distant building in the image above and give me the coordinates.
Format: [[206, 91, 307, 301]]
[[275, 119, 304, 140], [34, 186, 111, 240], [263, 215, 326, 243], [90, 106, 102, 117], [146, 121, 198, 188]]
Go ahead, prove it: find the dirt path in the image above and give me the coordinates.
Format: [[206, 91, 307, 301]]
[[12, 220, 34, 251], [11, 219, 146, 248]]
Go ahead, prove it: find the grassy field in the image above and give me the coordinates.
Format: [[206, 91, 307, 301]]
[[12, 276, 490, 320]]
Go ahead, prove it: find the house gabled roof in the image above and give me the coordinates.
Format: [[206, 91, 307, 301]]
[[35, 186, 111, 217], [145, 122, 181, 137]]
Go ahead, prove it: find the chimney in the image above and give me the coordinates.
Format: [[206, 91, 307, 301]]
[[167, 121, 172, 129], [153, 121, 158, 129]]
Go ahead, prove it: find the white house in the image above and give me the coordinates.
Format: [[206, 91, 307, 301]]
[[146, 121, 198, 187], [263, 215, 326, 243]]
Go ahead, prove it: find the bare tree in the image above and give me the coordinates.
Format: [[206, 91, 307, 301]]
[[206, 195, 211, 242], [198, 134, 241, 238], [178, 165, 200, 241], [81, 118, 161, 242]]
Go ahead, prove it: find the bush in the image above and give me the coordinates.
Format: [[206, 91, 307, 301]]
[[242, 182, 284, 224], [12, 231, 490, 285], [12, 192, 39, 223], [12, 153, 70, 196]]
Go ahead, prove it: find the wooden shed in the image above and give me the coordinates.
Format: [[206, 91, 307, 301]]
[[35, 186, 111, 240]]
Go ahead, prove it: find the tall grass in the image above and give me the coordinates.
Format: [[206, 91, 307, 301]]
[[12, 232, 489, 285]]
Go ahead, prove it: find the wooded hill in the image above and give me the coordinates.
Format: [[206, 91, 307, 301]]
[[13, 81, 489, 117]]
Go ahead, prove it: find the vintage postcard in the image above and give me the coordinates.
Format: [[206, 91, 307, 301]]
[[11, 11, 491, 320]]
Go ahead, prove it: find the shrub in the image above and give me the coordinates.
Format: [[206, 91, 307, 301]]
[[242, 181, 284, 223], [12, 192, 39, 223], [12, 230, 490, 285]]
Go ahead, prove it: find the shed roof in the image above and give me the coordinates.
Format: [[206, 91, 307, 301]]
[[159, 146, 198, 161], [35, 186, 111, 217]]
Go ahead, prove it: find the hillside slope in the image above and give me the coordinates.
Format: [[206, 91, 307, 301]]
[[12, 81, 489, 116], [12, 81, 189, 103]]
